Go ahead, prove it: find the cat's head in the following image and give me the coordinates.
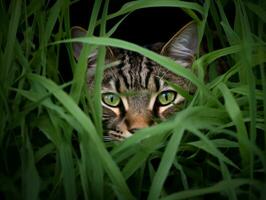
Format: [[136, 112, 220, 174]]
[[71, 22, 198, 141]]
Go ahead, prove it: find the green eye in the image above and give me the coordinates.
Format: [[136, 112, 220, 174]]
[[102, 93, 121, 107], [157, 90, 176, 106]]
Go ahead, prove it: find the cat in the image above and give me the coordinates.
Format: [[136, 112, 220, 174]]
[[71, 21, 198, 141]]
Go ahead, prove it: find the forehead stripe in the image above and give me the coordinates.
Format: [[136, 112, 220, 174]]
[[117, 62, 130, 89], [138, 60, 143, 87], [115, 78, 121, 92], [144, 66, 152, 89], [154, 77, 161, 91]]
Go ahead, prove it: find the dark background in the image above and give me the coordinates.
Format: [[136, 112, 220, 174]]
[[69, 0, 194, 45]]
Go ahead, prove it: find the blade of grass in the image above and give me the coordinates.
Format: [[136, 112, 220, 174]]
[[93, 3, 108, 131], [195, 45, 241, 70], [36, 114, 61, 146], [106, 13, 130, 37], [78, 160, 90, 200], [43, 0, 64, 45], [27, 73, 134, 199], [111, 120, 174, 157], [161, 179, 258, 200], [59, 142, 77, 200], [197, 0, 210, 46], [230, 85, 264, 100], [122, 134, 166, 179], [245, 2, 266, 24], [70, 0, 102, 103], [173, 160, 188, 190], [21, 121, 40, 200], [216, 0, 240, 46], [187, 128, 238, 169], [218, 83, 250, 172], [219, 161, 237, 200], [148, 127, 184, 200], [104, 0, 204, 23], [188, 138, 239, 149], [238, 1, 257, 182], [2, 0, 21, 82], [112, 106, 226, 157], [258, 24, 266, 150], [81, 2, 110, 198], [34, 143, 56, 163], [13, 87, 83, 135]]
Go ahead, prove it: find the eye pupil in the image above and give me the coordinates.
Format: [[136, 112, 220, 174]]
[[110, 96, 114, 102], [164, 93, 168, 101]]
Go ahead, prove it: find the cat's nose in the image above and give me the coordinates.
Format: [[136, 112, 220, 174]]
[[125, 112, 151, 134], [129, 128, 140, 133]]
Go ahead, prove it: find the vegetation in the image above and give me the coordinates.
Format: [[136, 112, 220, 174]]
[[0, 0, 265, 199]]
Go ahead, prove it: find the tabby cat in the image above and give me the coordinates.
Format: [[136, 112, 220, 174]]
[[71, 22, 198, 141]]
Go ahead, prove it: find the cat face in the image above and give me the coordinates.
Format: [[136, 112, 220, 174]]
[[71, 22, 198, 141]]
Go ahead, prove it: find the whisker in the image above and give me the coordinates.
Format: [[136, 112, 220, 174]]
[[103, 135, 113, 142]]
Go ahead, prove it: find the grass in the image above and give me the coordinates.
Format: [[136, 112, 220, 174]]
[[0, 0, 266, 199]]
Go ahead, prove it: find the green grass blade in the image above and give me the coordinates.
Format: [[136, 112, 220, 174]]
[[148, 127, 184, 200], [27, 74, 134, 199], [43, 0, 64, 45], [173, 160, 188, 190], [122, 134, 165, 179], [218, 83, 250, 171], [122, 150, 150, 180], [197, 0, 210, 45], [105, 0, 204, 22], [195, 45, 241, 68], [34, 143, 55, 163], [13, 87, 83, 135], [216, 0, 240, 45], [161, 179, 258, 200], [245, 2, 266, 23], [188, 138, 239, 149], [59, 142, 77, 200], [219, 161, 237, 200], [1, 0, 21, 83], [236, 1, 258, 183], [106, 13, 130, 37], [92, 0, 108, 131], [70, 0, 102, 103], [111, 121, 174, 157], [91, 46, 105, 133], [21, 129, 41, 200], [187, 128, 238, 169], [78, 160, 90, 200]]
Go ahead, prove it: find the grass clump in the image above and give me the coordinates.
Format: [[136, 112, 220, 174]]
[[0, 0, 265, 199]]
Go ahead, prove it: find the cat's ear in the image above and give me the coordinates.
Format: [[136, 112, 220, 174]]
[[71, 26, 88, 59], [71, 26, 114, 65], [160, 21, 198, 67]]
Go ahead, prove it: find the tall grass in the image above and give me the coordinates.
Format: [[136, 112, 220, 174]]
[[0, 0, 265, 199]]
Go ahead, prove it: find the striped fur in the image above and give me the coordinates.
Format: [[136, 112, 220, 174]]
[[72, 22, 198, 141]]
